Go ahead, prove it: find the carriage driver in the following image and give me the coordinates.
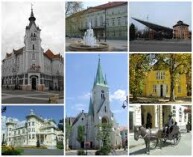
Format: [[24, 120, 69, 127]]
[[167, 114, 174, 134]]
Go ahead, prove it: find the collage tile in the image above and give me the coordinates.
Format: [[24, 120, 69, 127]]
[[0, 0, 192, 156]]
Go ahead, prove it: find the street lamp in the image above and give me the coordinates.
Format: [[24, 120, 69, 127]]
[[122, 96, 128, 109]]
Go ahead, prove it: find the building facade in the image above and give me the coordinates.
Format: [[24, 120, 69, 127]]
[[2, 8, 63, 91], [67, 57, 122, 149], [129, 105, 191, 132], [5, 110, 63, 149], [173, 21, 190, 39], [66, 2, 128, 40], [143, 70, 187, 98]]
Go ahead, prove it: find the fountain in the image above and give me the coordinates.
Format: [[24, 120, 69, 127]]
[[68, 22, 109, 51]]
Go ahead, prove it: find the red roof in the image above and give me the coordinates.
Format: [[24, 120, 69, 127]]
[[93, 2, 127, 9], [44, 49, 62, 60]]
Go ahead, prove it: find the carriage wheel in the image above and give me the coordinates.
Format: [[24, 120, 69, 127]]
[[150, 139, 158, 149], [173, 132, 181, 145]]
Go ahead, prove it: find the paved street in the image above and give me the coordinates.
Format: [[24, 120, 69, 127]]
[[2, 90, 64, 104], [129, 131, 192, 155], [130, 40, 191, 52], [66, 38, 128, 51], [21, 148, 64, 155], [66, 149, 128, 155], [130, 96, 191, 104]]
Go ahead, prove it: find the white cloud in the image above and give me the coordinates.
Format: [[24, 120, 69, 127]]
[[110, 89, 127, 102], [78, 92, 91, 100], [72, 103, 87, 112]]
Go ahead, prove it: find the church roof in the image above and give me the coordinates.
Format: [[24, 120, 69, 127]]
[[72, 112, 87, 126], [93, 56, 108, 87], [13, 47, 24, 55], [88, 97, 94, 116], [132, 17, 173, 33]]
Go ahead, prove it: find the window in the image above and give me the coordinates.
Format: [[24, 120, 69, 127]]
[[29, 134, 31, 139], [179, 108, 182, 122], [106, 19, 109, 26], [32, 44, 35, 50], [156, 71, 165, 80], [32, 134, 35, 139], [153, 85, 157, 93], [22, 129, 25, 134], [28, 122, 30, 126], [9, 128, 11, 131], [101, 90, 105, 99], [100, 16, 103, 26], [104, 106, 107, 112], [117, 17, 121, 26], [32, 122, 35, 126], [112, 18, 115, 26]]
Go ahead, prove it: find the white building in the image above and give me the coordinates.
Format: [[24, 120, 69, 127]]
[[68, 57, 122, 149], [5, 109, 63, 149], [2, 8, 63, 91], [129, 105, 191, 131]]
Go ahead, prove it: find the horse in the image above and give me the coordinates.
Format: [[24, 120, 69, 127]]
[[134, 126, 163, 154]]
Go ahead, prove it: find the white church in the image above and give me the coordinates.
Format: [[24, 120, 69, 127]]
[[2, 7, 63, 91], [68, 57, 122, 149]]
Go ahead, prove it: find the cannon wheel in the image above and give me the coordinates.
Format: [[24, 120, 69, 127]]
[[173, 131, 181, 145]]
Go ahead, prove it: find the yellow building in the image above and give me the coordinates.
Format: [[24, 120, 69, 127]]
[[143, 70, 187, 98]]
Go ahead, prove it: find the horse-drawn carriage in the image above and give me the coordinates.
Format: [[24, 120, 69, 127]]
[[133, 124, 181, 154]]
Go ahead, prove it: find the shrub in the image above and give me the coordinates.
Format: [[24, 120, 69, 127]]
[[2, 146, 23, 155], [77, 149, 86, 155], [57, 141, 64, 149], [36, 140, 40, 147], [95, 146, 111, 155]]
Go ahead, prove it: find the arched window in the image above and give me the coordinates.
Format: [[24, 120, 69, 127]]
[[101, 90, 105, 99], [32, 44, 35, 50]]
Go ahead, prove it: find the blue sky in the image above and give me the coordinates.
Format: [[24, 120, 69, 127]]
[[66, 53, 128, 126], [130, 2, 192, 30], [2, 106, 63, 123]]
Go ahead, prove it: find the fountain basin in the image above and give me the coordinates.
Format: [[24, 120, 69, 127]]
[[68, 41, 109, 51]]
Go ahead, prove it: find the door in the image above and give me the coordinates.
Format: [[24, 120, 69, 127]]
[[160, 84, 163, 97], [32, 78, 36, 90]]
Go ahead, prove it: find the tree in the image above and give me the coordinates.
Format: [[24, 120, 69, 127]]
[[96, 123, 113, 155], [1, 106, 6, 114], [77, 125, 85, 148], [154, 54, 191, 101], [65, 2, 83, 17], [65, 122, 72, 150], [58, 119, 64, 132], [129, 54, 152, 100], [129, 23, 136, 41]]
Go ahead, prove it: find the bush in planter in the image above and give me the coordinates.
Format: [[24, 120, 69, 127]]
[[77, 149, 86, 155]]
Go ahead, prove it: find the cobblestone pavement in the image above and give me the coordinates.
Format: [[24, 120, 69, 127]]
[[2, 90, 64, 104], [66, 149, 128, 155], [129, 131, 191, 155], [130, 40, 191, 52], [66, 38, 128, 52]]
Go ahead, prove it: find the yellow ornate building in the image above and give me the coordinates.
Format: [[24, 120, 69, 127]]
[[143, 70, 187, 98]]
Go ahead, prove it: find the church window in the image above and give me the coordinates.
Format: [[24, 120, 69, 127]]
[[34, 33, 36, 37], [32, 44, 35, 50], [32, 53, 35, 60], [104, 106, 107, 112], [101, 90, 105, 99], [82, 118, 84, 121]]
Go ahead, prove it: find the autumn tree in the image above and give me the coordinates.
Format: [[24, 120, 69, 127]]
[[154, 54, 191, 101], [129, 54, 152, 100]]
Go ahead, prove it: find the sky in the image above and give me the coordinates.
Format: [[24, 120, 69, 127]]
[[83, 1, 106, 9], [66, 53, 128, 127], [2, 106, 64, 124], [2, 1, 64, 59], [130, 2, 192, 31]]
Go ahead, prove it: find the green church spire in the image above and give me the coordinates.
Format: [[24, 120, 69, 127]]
[[94, 55, 107, 87]]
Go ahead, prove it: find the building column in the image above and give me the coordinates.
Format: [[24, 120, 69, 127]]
[[154, 105, 158, 128]]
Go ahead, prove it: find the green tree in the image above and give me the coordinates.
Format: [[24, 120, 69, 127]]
[[96, 123, 113, 155], [65, 122, 72, 150], [77, 125, 85, 147], [129, 54, 152, 100], [154, 54, 191, 101], [129, 23, 136, 41]]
